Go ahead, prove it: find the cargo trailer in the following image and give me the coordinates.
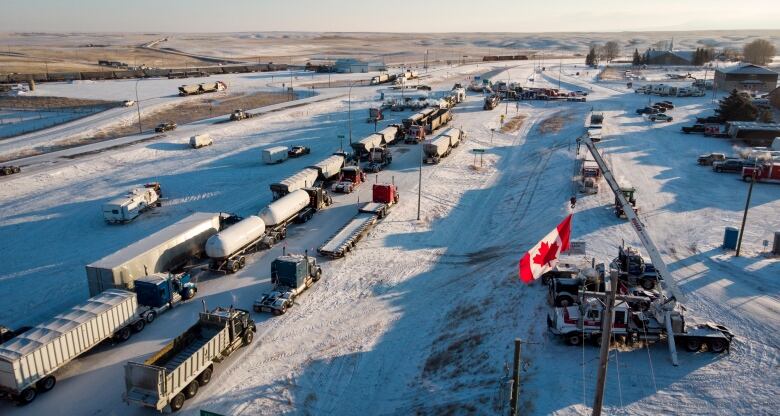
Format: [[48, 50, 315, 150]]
[[0, 290, 144, 404], [86, 212, 225, 296], [262, 146, 289, 164], [270, 168, 319, 200], [308, 155, 345, 181]]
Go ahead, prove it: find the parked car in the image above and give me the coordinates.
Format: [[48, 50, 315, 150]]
[[682, 124, 706, 134], [649, 114, 673, 122], [0, 165, 21, 176], [288, 145, 311, 158], [712, 159, 745, 173], [636, 107, 659, 115], [697, 153, 727, 165], [655, 102, 673, 110], [123, 100, 136, 107], [154, 121, 177, 133]]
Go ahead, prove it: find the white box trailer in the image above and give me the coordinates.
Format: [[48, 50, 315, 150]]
[[270, 168, 319, 199], [262, 146, 289, 164], [189, 134, 212, 149], [86, 212, 224, 296], [308, 155, 345, 181], [0, 290, 142, 404]]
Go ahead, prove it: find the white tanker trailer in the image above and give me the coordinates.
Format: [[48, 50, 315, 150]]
[[205, 216, 267, 273]]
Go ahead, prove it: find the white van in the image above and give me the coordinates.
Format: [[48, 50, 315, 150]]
[[190, 134, 213, 148]]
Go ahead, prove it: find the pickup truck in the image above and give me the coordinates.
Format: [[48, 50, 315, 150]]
[[155, 121, 177, 133], [636, 107, 659, 115], [682, 124, 706, 134], [697, 153, 726, 165], [0, 165, 21, 176], [713, 159, 745, 173], [649, 114, 673, 122], [288, 146, 311, 158]]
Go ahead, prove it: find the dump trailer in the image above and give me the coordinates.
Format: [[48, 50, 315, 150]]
[[423, 128, 462, 164], [350, 134, 385, 161], [102, 183, 162, 224], [178, 81, 226, 96], [370, 74, 390, 85], [258, 187, 332, 248], [124, 307, 256, 412], [178, 84, 200, 96], [86, 212, 225, 296], [426, 108, 452, 133], [0, 290, 145, 405], [253, 253, 322, 315], [270, 168, 319, 200], [262, 146, 289, 164], [402, 112, 426, 130], [318, 184, 399, 258], [376, 125, 401, 145], [308, 155, 345, 181]]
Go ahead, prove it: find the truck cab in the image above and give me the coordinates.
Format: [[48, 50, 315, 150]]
[[333, 166, 366, 193], [133, 272, 197, 322], [255, 253, 322, 315], [405, 124, 426, 143], [612, 246, 659, 290], [742, 162, 780, 183], [366, 148, 393, 172], [295, 186, 332, 223], [614, 185, 638, 218], [547, 298, 632, 345]]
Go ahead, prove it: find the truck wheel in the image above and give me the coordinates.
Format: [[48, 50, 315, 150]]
[[15, 387, 36, 405], [198, 366, 213, 385], [641, 279, 655, 290], [182, 287, 196, 300], [566, 334, 582, 346], [238, 256, 246, 269], [280, 228, 287, 240], [145, 310, 157, 324], [184, 380, 199, 399], [36, 375, 56, 392], [684, 338, 702, 352], [708, 339, 727, 353], [555, 295, 574, 307], [313, 269, 322, 282], [132, 319, 145, 333], [115, 326, 131, 342], [170, 393, 186, 412], [243, 330, 254, 346]]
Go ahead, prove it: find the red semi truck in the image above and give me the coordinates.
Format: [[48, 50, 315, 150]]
[[742, 162, 780, 183]]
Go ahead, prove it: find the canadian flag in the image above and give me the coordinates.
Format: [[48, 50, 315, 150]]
[[518, 214, 572, 284]]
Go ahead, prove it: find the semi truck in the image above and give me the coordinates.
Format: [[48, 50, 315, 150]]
[[319, 183, 399, 258], [742, 162, 780, 183], [132, 272, 198, 323], [367, 107, 383, 123], [580, 159, 601, 194], [262, 146, 289, 164], [405, 124, 426, 144], [270, 168, 319, 200], [86, 212, 226, 296], [365, 147, 393, 172], [229, 109, 252, 121], [351, 134, 385, 161], [124, 307, 256, 412], [178, 81, 227, 96], [332, 166, 366, 193], [257, 187, 332, 247], [102, 183, 162, 224], [547, 297, 733, 354], [253, 252, 322, 315], [0, 290, 146, 405]]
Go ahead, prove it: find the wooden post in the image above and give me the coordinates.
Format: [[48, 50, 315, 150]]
[[592, 271, 618, 416], [509, 338, 522, 416]]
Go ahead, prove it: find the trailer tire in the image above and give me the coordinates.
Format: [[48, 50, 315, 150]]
[[641, 279, 655, 290], [170, 393, 186, 412], [555, 295, 574, 307], [145, 310, 157, 324], [131, 319, 145, 333], [184, 380, 199, 399], [708, 339, 727, 353], [198, 366, 213, 385], [115, 326, 131, 342], [566, 333, 582, 346], [36, 375, 56, 392], [15, 387, 36, 405], [243, 330, 254, 346], [238, 256, 246, 269], [684, 338, 702, 352]]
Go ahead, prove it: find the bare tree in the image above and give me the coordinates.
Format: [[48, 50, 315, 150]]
[[603, 41, 620, 62], [743, 39, 777, 65]]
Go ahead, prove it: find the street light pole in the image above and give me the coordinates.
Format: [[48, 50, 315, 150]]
[[417, 144, 422, 221], [135, 78, 142, 134]]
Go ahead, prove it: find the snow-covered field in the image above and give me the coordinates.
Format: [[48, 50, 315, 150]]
[[0, 61, 777, 415]]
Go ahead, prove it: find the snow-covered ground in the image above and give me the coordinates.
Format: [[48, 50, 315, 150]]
[[0, 60, 777, 415]]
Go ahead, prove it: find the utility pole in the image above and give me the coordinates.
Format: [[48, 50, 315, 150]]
[[417, 144, 422, 221], [509, 338, 522, 416], [592, 271, 618, 416], [135, 78, 142, 134], [558, 57, 562, 89], [735, 172, 756, 257]]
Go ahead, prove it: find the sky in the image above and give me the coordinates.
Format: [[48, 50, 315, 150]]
[[1, 0, 779, 33]]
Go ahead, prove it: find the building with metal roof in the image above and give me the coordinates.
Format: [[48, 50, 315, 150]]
[[715, 64, 779, 93]]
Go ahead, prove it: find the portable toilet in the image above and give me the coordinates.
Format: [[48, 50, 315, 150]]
[[723, 227, 739, 250]]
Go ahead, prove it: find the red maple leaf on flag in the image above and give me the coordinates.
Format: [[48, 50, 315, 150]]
[[532, 241, 560, 267]]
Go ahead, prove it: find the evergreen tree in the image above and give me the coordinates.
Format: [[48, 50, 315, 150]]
[[632, 49, 641, 66], [715, 89, 759, 122], [585, 47, 597, 66]]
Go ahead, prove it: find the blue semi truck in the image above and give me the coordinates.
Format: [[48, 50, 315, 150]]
[[133, 272, 198, 324]]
